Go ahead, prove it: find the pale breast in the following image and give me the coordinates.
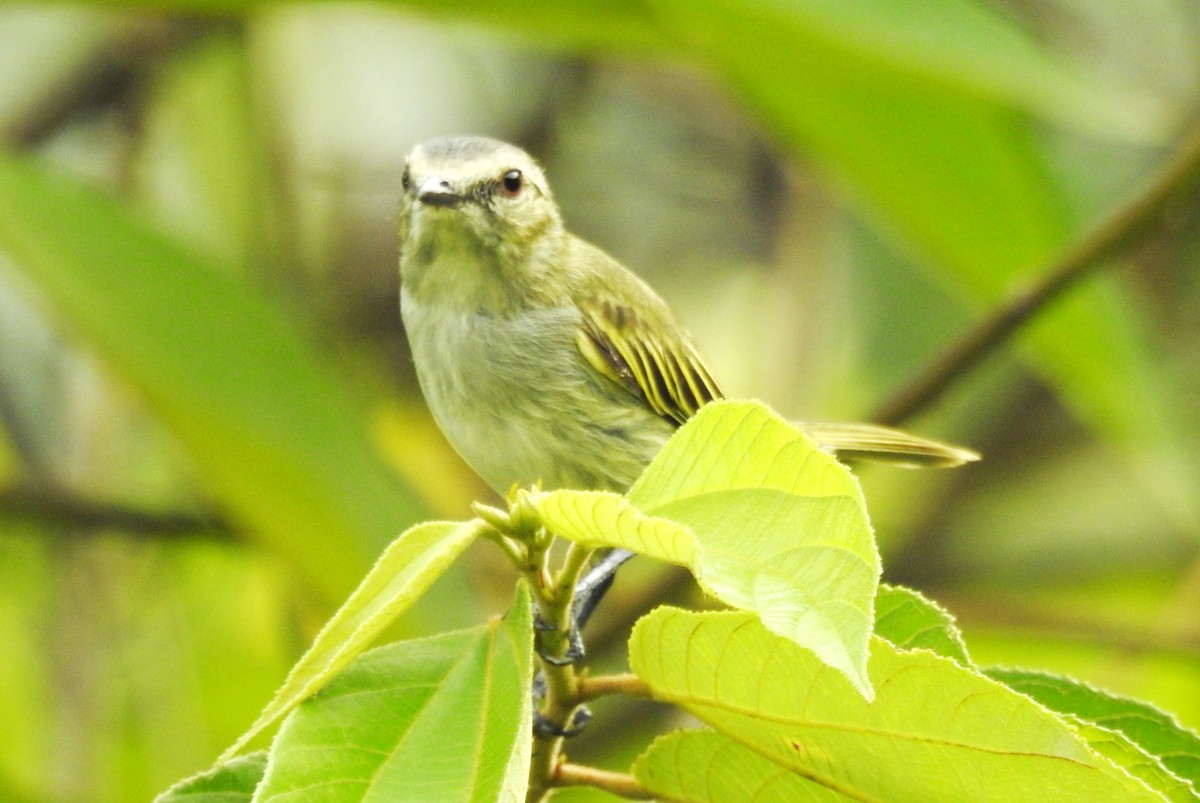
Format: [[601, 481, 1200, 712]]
[[401, 290, 674, 493]]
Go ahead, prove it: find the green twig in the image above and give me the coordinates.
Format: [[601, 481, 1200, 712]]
[[873, 117, 1200, 427]]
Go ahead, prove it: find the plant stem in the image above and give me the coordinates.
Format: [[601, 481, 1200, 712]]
[[525, 540, 596, 802], [872, 118, 1200, 427], [554, 763, 652, 800], [577, 672, 650, 702], [483, 492, 646, 801]]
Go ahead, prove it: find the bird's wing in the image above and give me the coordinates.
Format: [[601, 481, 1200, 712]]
[[564, 242, 977, 468], [575, 296, 721, 425]]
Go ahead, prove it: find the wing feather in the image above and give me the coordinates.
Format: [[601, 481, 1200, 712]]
[[577, 298, 720, 425]]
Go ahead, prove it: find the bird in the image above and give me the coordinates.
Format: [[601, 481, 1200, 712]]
[[398, 135, 977, 646], [399, 135, 975, 497]]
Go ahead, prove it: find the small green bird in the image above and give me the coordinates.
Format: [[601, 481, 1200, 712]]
[[399, 135, 976, 501]]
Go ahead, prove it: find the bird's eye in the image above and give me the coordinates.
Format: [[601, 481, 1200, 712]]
[[500, 169, 523, 198], [401, 167, 412, 193]]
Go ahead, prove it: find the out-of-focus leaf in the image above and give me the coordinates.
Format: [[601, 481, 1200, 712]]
[[219, 519, 483, 762], [654, 2, 1188, 498], [0, 536, 51, 800], [874, 583, 971, 665], [349, 0, 667, 53], [255, 584, 533, 802], [635, 730, 843, 802], [0, 151, 424, 601], [698, 0, 1160, 139], [137, 31, 282, 276], [631, 607, 1162, 801], [965, 618, 1200, 735], [0, 428, 15, 482], [991, 666, 1200, 790], [378, 0, 1159, 138], [154, 752, 267, 803], [536, 400, 879, 699], [0, 533, 295, 803]]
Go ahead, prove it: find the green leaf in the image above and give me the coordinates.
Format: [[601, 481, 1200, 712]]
[[536, 400, 879, 699], [0, 151, 423, 601], [219, 519, 484, 762], [634, 731, 844, 802], [682, 0, 1159, 140], [254, 584, 534, 803], [873, 583, 971, 665], [990, 666, 1200, 792], [154, 752, 267, 803], [1067, 716, 1198, 803], [631, 607, 1164, 801]]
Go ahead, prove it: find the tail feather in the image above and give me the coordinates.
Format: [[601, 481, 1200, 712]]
[[800, 421, 980, 468]]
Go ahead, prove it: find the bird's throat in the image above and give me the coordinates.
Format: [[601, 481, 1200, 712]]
[[401, 223, 519, 316]]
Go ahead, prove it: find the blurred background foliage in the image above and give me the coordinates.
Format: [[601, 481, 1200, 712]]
[[0, 2, 1198, 801]]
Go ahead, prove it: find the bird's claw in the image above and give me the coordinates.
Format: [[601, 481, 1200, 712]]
[[533, 705, 592, 738], [536, 623, 585, 666]]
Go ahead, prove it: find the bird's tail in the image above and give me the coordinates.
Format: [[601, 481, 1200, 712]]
[[801, 421, 980, 468]]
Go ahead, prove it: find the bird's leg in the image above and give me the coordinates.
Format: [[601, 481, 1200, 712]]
[[532, 608, 585, 666], [527, 548, 636, 743], [536, 547, 634, 666], [531, 674, 593, 738], [569, 548, 634, 633]]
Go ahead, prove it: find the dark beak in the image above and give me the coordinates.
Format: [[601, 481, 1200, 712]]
[[417, 177, 460, 208]]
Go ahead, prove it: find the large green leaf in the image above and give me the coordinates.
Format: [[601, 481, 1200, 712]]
[[0, 152, 423, 600], [632, 607, 1163, 801], [254, 584, 533, 802], [536, 400, 879, 699], [219, 519, 483, 762], [991, 667, 1200, 792], [635, 730, 843, 802]]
